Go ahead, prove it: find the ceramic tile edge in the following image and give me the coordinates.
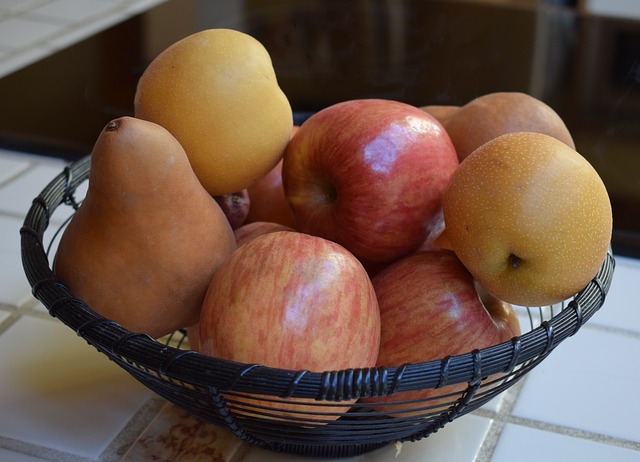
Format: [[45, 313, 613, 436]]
[[0, 310, 20, 335], [0, 434, 93, 462], [0, 306, 160, 462], [0, 1, 50, 16], [0, 159, 34, 187], [580, 319, 640, 342], [482, 360, 640, 458], [0, 149, 68, 166], [471, 378, 527, 462], [98, 395, 167, 462], [121, 400, 250, 462], [44, 10, 145, 51], [0, 0, 172, 79], [504, 414, 640, 454], [19, 299, 58, 320]]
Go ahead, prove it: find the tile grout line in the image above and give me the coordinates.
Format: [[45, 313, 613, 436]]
[[0, 9, 120, 53], [0, 310, 22, 336], [0, 161, 36, 189], [98, 395, 168, 462], [504, 415, 640, 452], [507, 415, 640, 451], [473, 374, 640, 457], [0, 434, 94, 462], [0, 0, 169, 76], [582, 320, 640, 342], [472, 378, 528, 462]]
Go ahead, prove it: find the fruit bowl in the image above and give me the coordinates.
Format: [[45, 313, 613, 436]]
[[21, 154, 615, 458]]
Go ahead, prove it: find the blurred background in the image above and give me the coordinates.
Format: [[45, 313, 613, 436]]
[[1, 0, 638, 255]]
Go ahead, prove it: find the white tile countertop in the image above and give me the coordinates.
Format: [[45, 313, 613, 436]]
[[0, 0, 170, 79], [2, 1, 640, 461]]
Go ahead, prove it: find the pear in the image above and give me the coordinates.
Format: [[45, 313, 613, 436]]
[[432, 92, 575, 162], [443, 132, 611, 307], [54, 116, 237, 338], [135, 28, 293, 197]]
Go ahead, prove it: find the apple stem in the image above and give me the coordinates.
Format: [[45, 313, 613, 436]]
[[509, 254, 522, 269], [105, 120, 120, 132]]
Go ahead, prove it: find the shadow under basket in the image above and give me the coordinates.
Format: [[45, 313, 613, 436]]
[[20, 154, 615, 459]]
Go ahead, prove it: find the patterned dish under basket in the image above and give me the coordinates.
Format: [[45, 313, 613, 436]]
[[21, 154, 615, 458]]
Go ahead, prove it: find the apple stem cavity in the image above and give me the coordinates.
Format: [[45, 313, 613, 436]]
[[508, 253, 522, 270], [323, 182, 338, 204]]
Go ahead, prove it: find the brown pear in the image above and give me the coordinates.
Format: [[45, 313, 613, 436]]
[[441, 92, 575, 161], [419, 104, 460, 127], [54, 117, 237, 338]]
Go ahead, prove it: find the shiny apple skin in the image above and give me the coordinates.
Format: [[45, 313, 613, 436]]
[[245, 159, 297, 228], [245, 126, 299, 229], [282, 99, 459, 266], [199, 231, 380, 421], [233, 220, 294, 247], [200, 231, 380, 370], [362, 250, 520, 416]]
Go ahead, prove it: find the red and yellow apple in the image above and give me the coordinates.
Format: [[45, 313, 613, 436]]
[[282, 99, 459, 266], [443, 131, 612, 307], [362, 250, 520, 416], [233, 221, 294, 247], [245, 159, 297, 229], [244, 126, 299, 229], [198, 231, 381, 421]]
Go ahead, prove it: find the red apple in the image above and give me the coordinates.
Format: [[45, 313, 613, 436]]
[[213, 189, 250, 230], [245, 159, 297, 228], [282, 99, 458, 266], [186, 323, 200, 351], [199, 231, 381, 422], [362, 250, 520, 416], [244, 126, 299, 228], [419, 227, 453, 251], [233, 221, 294, 247]]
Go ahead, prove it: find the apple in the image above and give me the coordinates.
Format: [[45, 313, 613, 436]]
[[199, 231, 381, 421], [213, 189, 250, 230], [244, 126, 299, 229], [245, 159, 297, 229], [186, 323, 200, 351], [362, 250, 521, 416], [188, 221, 292, 352], [282, 99, 459, 266], [419, 227, 453, 252], [233, 221, 294, 247], [443, 132, 612, 307]]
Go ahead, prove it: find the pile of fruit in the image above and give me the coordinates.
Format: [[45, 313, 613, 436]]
[[53, 29, 612, 416]]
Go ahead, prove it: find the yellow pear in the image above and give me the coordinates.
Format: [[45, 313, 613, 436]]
[[134, 28, 293, 196], [54, 117, 237, 338], [443, 132, 612, 307]]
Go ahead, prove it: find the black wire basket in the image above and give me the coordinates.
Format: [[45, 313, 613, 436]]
[[20, 154, 615, 458]]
